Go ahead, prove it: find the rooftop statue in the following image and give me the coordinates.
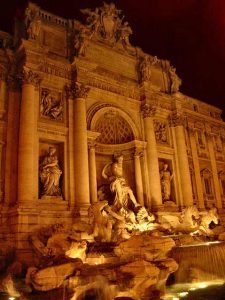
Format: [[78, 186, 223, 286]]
[[80, 2, 133, 48], [168, 66, 182, 93]]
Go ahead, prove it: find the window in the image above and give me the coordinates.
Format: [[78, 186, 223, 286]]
[[201, 168, 213, 196], [204, 178, 212, 195]]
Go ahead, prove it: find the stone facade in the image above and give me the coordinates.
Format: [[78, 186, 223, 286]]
[[0, 2, 225, 260]]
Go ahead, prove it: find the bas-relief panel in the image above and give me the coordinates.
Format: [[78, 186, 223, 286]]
[[154, 119, 168, 145], [40, 88, 64, 122]]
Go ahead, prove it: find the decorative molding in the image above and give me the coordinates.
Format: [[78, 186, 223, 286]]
[[141, 103, 156, 118], [39, 61, 71, 79], [85, 77, 140, 100]]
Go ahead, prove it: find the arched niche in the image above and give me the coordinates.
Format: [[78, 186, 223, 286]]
[[87, 104, 145, 200]]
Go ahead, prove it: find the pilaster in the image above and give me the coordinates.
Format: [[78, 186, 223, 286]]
[[206, 128, 222, 209], [188, 126, 205, 209]]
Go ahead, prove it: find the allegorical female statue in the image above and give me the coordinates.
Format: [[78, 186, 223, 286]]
[[39, 147, 62, 197], [160, 163, 173, 201]]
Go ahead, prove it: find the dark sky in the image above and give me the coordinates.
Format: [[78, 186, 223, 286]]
[[0, 0, 224, 117]]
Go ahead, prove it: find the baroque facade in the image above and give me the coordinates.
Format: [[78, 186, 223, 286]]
[[0, 2, 225, 260]]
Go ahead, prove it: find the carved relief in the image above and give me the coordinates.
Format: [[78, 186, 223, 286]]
[[72, 2, 133, 52], [40, 88, 63, 121], [21, 69, 42, 87], [154, 120, 168, 144], [65, 82, 90, 99], [39, 146, 62, 197], [141, 103, 156, 118], [169, 111, 185, 127]]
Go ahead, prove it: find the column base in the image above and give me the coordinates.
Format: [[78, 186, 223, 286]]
[[73, 204, 90, 221]]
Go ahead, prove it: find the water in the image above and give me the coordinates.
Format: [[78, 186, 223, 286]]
[[171, 241, 225, 283]]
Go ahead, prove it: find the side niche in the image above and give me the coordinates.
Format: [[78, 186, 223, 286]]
[[40, 88, 64, 121], [39, 142, 64, 200], [159, 159, 175, 203]]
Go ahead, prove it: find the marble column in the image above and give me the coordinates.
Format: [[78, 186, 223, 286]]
[[206, 129, 222, 209], [170, 111, 193, 206], [188, 126, 205, 209], [0, 141, 4, 202], [88, 143, 97, 203], [4, 77, 20, 206], [0, 68, 6, 119], [18, 69, 41, 206], [134, 149, 144, 206], [141, 104, 162, 207], [68, 82, 90, 207]]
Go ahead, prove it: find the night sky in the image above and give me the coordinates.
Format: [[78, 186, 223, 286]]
[[0, 0, 224, 118]]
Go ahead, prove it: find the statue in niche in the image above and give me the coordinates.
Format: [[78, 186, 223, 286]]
[[39, 147, 62, 197], [168, 66, 182, 93], [40, 89, 63, 121], [154, 120, 167, 143], [102, 155, 138, 217], [160, 163, 173, 202]]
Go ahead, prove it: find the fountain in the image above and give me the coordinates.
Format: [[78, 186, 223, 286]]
[[1, 158, 225, 300]]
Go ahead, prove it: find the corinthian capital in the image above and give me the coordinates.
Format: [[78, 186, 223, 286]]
[[65, 82, 90, 99], [21, 69, 42, 87], [141, 103, 156, 118], [169, 111, 185, 127]]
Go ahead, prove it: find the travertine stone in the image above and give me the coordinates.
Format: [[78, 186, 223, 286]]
[[142, 103, 162, 206], [71, 83, 90, 206], [188, 127, 205, 209], [18, 70, 41, 206], [88, 144, 97, 203], [206, 131, 222, 208], [0, 74, 6, 119], [4, 90, 20, 206], [170, 111, 193, 206], [134, 150, 144, 206]]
